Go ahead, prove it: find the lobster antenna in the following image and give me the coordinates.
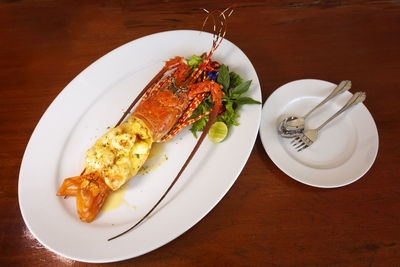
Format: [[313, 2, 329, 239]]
[[191, 5, 235, 83]]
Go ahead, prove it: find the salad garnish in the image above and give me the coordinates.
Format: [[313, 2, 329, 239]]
[[186, 55, 261, 139]]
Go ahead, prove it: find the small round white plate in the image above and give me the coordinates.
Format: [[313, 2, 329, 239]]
[[260, 79, 378, 188]]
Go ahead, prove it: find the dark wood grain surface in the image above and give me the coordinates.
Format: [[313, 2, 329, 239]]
[[1, 0, 400, 265]]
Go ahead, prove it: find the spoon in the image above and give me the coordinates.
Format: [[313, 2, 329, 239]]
[[278, 80, 352, 138]]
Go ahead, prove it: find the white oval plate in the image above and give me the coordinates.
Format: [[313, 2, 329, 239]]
[[260, 79, 378, 188], [18, 30, 262, 263]]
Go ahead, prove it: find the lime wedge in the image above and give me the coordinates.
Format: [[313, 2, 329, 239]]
[[208, 121, 228, 143]]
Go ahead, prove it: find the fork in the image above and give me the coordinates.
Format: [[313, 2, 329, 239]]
[[291, 91, 366, 152]]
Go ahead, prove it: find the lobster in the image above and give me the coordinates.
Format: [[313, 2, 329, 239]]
[[57, 6, 234, 239]]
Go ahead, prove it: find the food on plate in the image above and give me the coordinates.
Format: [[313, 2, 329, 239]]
[[57, 6, 259, 227]]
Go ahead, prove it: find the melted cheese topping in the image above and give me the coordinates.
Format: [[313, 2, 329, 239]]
[[85, 117, 153, 191]]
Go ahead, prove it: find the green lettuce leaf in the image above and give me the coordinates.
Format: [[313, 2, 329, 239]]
[[229, 72, 243, 89], [187, 55, 203, 68], [217, 64, 230, 93], [217, 100, 240, 127], [235, 96, 261, 106], [232, 80, 252, 96]]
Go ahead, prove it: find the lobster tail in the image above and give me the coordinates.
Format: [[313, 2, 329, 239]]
[[57, 172, 111, 222]]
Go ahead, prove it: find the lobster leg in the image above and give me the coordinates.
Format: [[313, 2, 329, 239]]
[[187, 80, 223, 106], [160, 93, 207, 142], [179, 93, 208, 122], [160, 110, 210, 142], [160, 80, 223, 142]]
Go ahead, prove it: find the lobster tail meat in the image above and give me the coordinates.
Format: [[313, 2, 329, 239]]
[[84, 118, 153, 191], [58, 117, 153, 222]]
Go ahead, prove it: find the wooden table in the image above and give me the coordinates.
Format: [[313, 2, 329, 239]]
[[1, 0, 399, 265]]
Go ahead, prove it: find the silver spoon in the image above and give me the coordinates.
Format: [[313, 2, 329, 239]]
[[278, 80, 352, 138]]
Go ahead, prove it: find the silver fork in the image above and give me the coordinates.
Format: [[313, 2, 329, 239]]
[[291, 91, 366, 152]]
